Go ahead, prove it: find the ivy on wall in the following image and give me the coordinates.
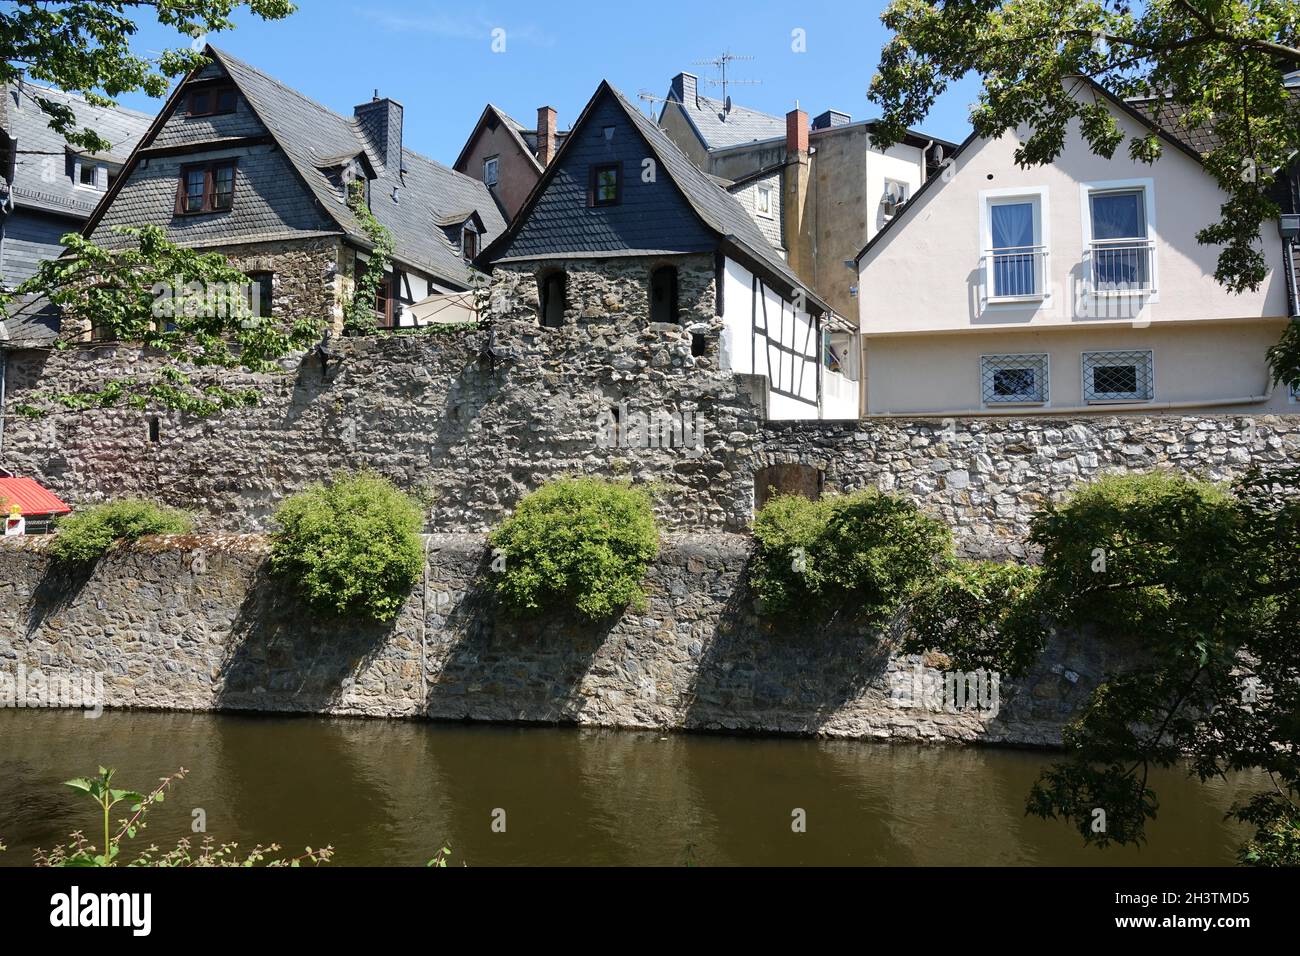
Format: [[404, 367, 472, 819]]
[[344, 179, 395, 335]]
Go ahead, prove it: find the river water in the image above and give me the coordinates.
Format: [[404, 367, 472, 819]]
[[0, 710, 1261, 866]]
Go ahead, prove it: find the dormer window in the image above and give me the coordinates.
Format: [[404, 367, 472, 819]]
[[76, 162, 102, 189], [187, 85, 238, 117], [462, 228, 479, 261], [589, 163, 621, 207]]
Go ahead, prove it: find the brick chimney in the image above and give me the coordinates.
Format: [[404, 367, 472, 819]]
[[786, 108, 809, 158], [537, 106, 557, 166], [354, 94, 404, 171], [670, 72, 699, 108], [783, 108, 814, 293]]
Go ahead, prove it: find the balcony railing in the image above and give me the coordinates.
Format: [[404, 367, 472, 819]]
[[982, 244, 1047, 300], [1088, 238, 1156, 294]]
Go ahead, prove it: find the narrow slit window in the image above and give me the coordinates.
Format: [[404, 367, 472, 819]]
[[650, 265, 679, 324], [540, 271, 567, 328]]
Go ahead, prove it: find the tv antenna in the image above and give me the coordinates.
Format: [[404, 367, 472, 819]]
[[692, 50, 760, 112]]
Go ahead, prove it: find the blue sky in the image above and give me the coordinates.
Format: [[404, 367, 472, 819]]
[[113, 1, 980, 165]]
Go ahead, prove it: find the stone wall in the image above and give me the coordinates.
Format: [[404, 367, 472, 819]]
[[3, 253, 1299, 556], [217, 236, 344, 331], [0, 534, 1124, 746]]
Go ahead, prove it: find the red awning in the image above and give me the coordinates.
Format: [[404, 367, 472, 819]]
[[0, 477, 72, 517]]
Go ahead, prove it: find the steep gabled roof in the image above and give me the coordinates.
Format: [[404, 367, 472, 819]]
[[480, 81, 831, 315], [454, 104, 545, 175], [452, 103, 570, 176], [208, 47, 506, 288], [83, 46, 505, 289]]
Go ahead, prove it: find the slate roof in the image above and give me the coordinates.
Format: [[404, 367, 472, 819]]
[[1, 292, 61, 346], [82, 46, 505, 290], [206, 47, 506, 288], [483, 81, 832, 316], [1, 80, 152, 219], [660, 90, 787, 151], [1124, 94, 1224, 156]]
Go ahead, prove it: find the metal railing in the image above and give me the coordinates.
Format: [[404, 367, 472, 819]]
[[982, 245, 1047, 299], [1088, 238, 1156, 293]]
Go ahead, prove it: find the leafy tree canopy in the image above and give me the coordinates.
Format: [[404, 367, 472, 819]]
[[869, 0, 1300, 383], [4, 225, 318, 415], [0, 1, 296, 153], [911, 470, 1300, 865]]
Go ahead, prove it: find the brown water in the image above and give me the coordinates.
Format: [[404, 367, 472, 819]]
[[0, 709, 1262, 866]]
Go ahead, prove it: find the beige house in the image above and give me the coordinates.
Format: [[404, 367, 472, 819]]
[[856, 83, 1295, 416]]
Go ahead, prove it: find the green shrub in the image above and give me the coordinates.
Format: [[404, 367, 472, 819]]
[[904, 560, 1044, 676], [489, 477, 659, 621], [1028, 470, 1243, 646], [49, 500, 193, 563], [751, 488, 952, 625], [269, 471, 424, 623]]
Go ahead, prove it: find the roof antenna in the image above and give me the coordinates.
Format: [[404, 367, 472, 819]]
[[373, 88, 380, 101], [692, 50, 760, 118]]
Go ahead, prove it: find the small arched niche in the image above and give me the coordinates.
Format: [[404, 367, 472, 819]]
[[754, 463, 824, 513]]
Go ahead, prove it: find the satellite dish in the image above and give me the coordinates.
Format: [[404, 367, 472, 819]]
[[724, 95, 732, 114], [881, 182, 906, 218]]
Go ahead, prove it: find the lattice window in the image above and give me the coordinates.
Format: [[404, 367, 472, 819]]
[[981, 353, 1048, 404], [1082, 350, 1153, 402]]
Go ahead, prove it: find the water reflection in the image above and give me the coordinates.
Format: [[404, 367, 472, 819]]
[[0, 711, 1257, 866]]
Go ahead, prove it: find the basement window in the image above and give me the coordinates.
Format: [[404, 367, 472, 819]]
[[1082, 349, 1154, 403], [981, 353, 1048, 405]]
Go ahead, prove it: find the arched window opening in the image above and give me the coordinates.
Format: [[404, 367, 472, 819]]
[[650, 265, 680, 324], [540, 271, 567, 328]]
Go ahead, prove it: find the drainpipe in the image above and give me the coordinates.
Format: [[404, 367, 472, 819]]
[[1284, 236, 1300, 320], [0, 344, 7, 459]]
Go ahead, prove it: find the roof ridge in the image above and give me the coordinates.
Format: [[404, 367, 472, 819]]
[[207, 45, 353, 128]]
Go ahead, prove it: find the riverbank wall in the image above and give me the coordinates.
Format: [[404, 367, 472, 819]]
[[0, 533, 1133, 746]]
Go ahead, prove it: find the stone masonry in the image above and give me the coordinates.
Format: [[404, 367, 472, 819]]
[[0, 533, 1125, 746], [3, 251, 1297, 556]]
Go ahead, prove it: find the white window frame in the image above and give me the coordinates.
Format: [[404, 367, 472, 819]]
[[980, 352, 1050, 407], [1081, 349, 1155, 404], [74, 161, 103, 191], [979, 186, 1050, 306], [483, 156, 500, 187], [756, 183, 773, 219], [1079, 178, 1158, 302]]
